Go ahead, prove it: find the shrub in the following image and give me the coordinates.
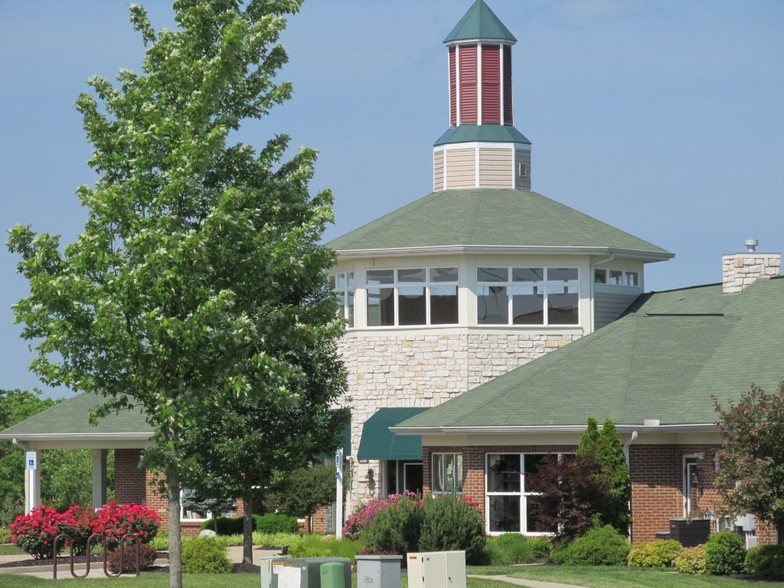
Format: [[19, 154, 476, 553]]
[[106, 543, 158, 573], [60, 505, 96, 555], [181, 537, 233, 574], [90, 501, 160, 551], [149, 530, 168, 551], [486, 534, 535, 565], [744, 544, 784, 579], [362, 493, 421, 555], [673, 545, 707, 574], [557, 524, 629, 566], [254, 513, 298, 534], [0, 528, 11, 544], [252, 531, 300, 549], [343, 493, 410, 540], [627, 539, 682, 568], [418, 495, 486, 565], [704, 531, 745, 575], [10, 505, 66, 559], [199, 516, 245, 535], [528, 536, 552, 560], [288, 535, 364, 562]]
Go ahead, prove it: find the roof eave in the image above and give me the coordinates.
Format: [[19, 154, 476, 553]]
[[336, 245, 674, 261], [0, 432, 152, 442], [391, 423, 718, 435]]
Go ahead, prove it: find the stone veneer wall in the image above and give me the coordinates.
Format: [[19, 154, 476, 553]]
[[722, 252, 781, 294], [339, 331, 580, 510]]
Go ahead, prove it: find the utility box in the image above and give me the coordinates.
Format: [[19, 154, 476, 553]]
[[269, 557, 351, 588], [407, 551, 466, 588], [356, 554, 402, 588], [320, 561, 348, 588], [260, 555, 288, 588]]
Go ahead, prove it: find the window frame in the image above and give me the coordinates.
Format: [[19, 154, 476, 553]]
[[476, 267, 579, 326], [366, 267, 459, 327], [485, 452, 566, 536], [332, 272, 355, 328], [432, 452, 464, 495]]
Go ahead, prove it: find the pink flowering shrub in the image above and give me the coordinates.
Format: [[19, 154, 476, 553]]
[[90, 501, 160, 550], [60, 505, 97, 555], [10, 505, 68, 559], [342, 491, 417, 540]]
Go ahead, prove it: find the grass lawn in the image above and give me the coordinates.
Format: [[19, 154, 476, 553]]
[[0, 544, 25, 556], [473, 564, 784, 587]]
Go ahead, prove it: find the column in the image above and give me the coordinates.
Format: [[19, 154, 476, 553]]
[[91, 449, 108, 509]]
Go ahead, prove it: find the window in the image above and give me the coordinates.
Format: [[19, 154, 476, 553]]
[[486, 453, 554, 534], [367, 268, 458, 327], [595, 269, 640, 288], [433, 453, 463, 494], [477, 267, 578, 326], [332, 272, 355, 327]]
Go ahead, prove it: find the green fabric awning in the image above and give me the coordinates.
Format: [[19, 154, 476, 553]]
[[357, 407, 429, 461]]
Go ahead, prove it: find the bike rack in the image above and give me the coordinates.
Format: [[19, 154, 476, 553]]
[[52, 533, 140, 579]]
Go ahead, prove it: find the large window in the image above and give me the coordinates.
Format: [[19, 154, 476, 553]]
[[594, 269, 639, 287], [477, 267, 579, 326], [367, 268, 458, 327], [432, 453, 463, 494], [486, 453, 555, 534], [332, 272, 355, 327]]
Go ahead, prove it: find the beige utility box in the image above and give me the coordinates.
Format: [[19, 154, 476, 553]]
[[406, 551, 466, 588]]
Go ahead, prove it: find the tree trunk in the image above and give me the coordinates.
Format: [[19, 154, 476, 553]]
[[242, 491, 254, 565], [167, 465, 183, 588]]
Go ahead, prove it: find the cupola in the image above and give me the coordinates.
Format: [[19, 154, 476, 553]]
[[433, 0, 532, 192]]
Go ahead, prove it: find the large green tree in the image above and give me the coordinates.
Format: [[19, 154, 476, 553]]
[[713, 382, 784, 535], [7, 1, 344, 585]]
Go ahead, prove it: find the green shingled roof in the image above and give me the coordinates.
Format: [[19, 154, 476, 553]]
[[327, 189, 671, 259], [444, 0, 516, 44], [0, 393, 151, 443], [394, 277, 784, 431], [434, 124, 530, 146]]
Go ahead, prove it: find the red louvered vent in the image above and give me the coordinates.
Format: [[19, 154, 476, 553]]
[[449, 47, 457, 126], [503, 44, 513, 124], [481, 44, 501, 124], [458, 45, 477, 124]]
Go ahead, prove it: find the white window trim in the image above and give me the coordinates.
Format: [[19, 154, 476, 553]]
[[432, 452, 464, 495], [332, 272, 355, 328]]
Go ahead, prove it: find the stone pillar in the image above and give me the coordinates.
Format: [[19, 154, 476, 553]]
[[722, 250, 781, 294], [91, 449, 108, 508]]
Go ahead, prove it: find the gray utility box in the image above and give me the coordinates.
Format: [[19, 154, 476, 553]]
[[356, 554, 402, 588], [406, 551, 466, 588], [265, 557, 351, 588]]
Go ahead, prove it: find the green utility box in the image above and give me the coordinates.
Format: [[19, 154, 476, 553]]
[[319, 561, 348, 588], [269, 557, 351, 588]]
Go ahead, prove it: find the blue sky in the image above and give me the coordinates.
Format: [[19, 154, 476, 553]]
[[1, 0, 783, 398]]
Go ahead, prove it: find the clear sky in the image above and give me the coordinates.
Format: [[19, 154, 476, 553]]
[[1, 0, 783, 398]]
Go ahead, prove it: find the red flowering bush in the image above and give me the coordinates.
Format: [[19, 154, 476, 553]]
[[60, 505, 97, 555], [342, 491, 417, 540], [10, 505, 67, 559], [90, 501, 160, 550]]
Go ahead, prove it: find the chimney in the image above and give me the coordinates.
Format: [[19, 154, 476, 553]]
[[722, 240, 781, 294]]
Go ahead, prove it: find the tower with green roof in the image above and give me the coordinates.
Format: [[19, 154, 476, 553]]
[[435, 0, 531, 191], [324, 0, 672, 514]]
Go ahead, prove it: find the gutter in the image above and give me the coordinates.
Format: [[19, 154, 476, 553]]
[[390, 422, 718, 436], [335, 245, 674, 261]]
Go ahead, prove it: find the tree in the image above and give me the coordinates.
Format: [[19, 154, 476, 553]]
[[7, 1, 344, 586], [713, 382, 784, 532], [0, 390, 54, 525], [577, 416, 600, 456], [268, 462, 337, 532], [595, 418, 631, 533]]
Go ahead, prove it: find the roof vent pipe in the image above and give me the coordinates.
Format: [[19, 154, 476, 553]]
[[745, 239, 758, 252]]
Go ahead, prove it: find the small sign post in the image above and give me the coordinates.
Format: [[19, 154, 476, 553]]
[[335, 447, 344, 538], [26, 451, 37, 471]]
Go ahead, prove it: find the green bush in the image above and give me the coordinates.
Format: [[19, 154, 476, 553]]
[[181, 537, 233, 574], [149, 531, 168, 551], [252, 531, 301, 549], [254, 513, 298, 534], [288, 535, 364, 562], [744, 544, 784, 579], [673, 545, 707, 575], [704, 531, 745, 575], [362, 494, 421, 556], [627, 539, 682, 568], [557, 525, 630, 566], [199, 516, 245, 535], [486, 534, 535, 565], [0, 528, 11, 544], [418, 496, 486, 565]]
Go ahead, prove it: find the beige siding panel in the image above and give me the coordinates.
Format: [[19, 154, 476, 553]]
[[433, 150, 445, 191], [479, 147, 513, 188], [594, 290, 639, 329], [446, 148, 477, 189], [515, 148, 532, 191]]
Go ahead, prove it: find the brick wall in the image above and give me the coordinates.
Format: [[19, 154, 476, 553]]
[[114, 449, 146, 504]]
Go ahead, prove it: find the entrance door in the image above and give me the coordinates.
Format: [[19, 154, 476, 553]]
[[404, 463, 423, 494]]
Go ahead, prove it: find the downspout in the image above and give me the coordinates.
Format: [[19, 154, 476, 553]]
[[590, 253, 615, 333], [624, 430, 638, 541]]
